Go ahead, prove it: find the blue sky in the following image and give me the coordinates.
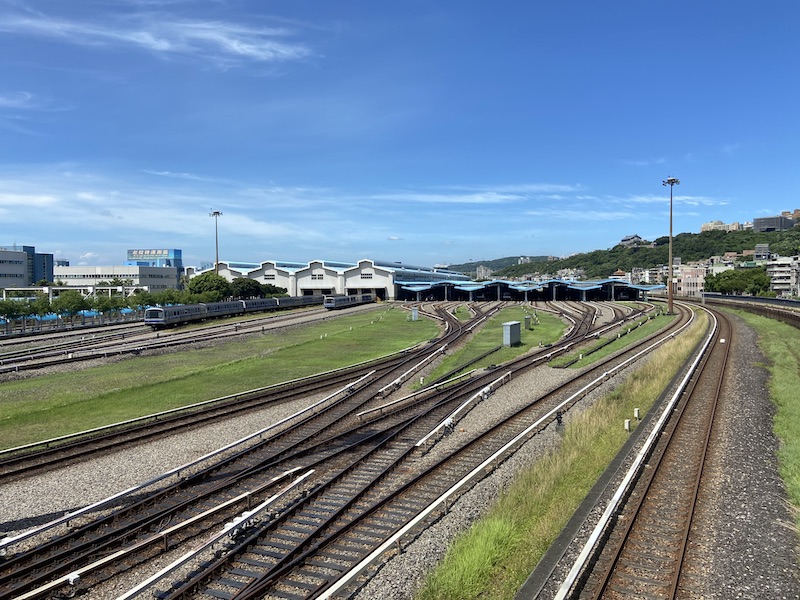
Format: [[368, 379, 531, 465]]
[[2, 1, 799, 269]]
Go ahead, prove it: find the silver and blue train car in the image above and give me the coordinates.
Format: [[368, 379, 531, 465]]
[[204, 301, 246, 319], [144, 304, 208, 328], [279, 295, 325, 309], [242, 298, 280, 312], [144, 295, 327, 328], [323, 294, 374, 310]]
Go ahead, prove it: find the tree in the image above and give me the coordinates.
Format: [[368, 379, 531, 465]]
[[30, 293, 52, 329], [0, 299, 23, 333], [109, 277, 134, 286], [152, 288, 184, 306], [704, 267, 771, 295], [187, 272, 231, 301], [93, 294, 126, 321], [51, 290, 89, 324], [231, 277, 265, 299], [127, 290, 154, 312], [262, 283, 288, 297]]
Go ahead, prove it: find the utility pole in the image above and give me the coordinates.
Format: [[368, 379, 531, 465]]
[[662, 177, 680, 314], [209, 209, 223, 275]]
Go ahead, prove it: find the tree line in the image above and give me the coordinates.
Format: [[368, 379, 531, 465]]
[[493, 229, 800, 280], [0, 273, 287, 330]]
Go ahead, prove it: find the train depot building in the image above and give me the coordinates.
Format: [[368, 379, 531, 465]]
[[190, 259, 664, 303]]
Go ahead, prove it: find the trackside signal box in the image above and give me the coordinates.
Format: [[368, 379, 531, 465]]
[[503, 321, 521, 347]]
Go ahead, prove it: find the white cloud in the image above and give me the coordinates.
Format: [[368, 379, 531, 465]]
[[0, 11, 311, 68], [0, 192, 58, 207]]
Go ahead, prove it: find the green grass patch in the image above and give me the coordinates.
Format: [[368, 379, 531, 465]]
[[415, 310, 707, 600], [453, 305, 473, 322], [421, 308, 566, 384], [0, 306, 439, 449], [550, 312, 676, 368], [734, 310, 800, 523]]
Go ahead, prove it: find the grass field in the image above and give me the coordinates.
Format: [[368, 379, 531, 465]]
[[421, 306, 566, 384], [0, 306, 439, 449]]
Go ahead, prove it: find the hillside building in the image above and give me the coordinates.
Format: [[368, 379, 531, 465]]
[[620, 234, 643, 247], [753, 215, 795, 232], [701, 220, 741, 232], [476, 265, 493, 280], [766, 256, 800, 298], [674, 265, 708, 298], [754, 244, 771, 261]]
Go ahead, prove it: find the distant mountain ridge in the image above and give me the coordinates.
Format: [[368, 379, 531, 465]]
[[448, 229, 800, 280], [446, 256, 552, 274]]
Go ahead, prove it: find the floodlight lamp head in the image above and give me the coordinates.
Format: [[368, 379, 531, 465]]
[[662, 177, 680, 187]]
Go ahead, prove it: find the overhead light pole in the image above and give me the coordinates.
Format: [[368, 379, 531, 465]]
[[662, 177, 680, 314], [210, 209, 223, 275]]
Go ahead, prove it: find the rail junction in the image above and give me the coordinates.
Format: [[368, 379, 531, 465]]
[[1, 299, 783, 600]]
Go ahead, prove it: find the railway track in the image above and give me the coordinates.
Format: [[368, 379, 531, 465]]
[[0, 305, 346, 375], [552, 304, 731, 599], [0, 301, 689, 599], [0, 302, 486, 480], [0, 304, 482, 599]]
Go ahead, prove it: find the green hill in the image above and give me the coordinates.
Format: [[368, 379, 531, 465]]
[[496, 229, 800, 279], [446, 256, 552, 275]]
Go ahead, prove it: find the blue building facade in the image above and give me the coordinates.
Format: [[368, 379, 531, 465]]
[[125, 249, 184, 274]]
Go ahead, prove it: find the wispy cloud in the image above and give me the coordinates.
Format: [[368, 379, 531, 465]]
[[142, 169, 233, 184], [0, 10, 312, 68], [0, 91, 34, 109], [0, 191, 59, 207], [370, 191, 524, 204], [621, 157, 666, 167], [525, 208, 639, 221], [621, 194, 729, 207], [440, 183, 583, 194]]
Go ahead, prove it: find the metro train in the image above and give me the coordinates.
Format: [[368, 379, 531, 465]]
[[143, 296, 324, 328], [323, 294, 374, 310]]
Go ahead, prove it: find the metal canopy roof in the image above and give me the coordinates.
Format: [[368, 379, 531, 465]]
[[399, 277, 664, 296]]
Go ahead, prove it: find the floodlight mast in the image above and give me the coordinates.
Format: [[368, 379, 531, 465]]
[[210, 210, 223, 275], [662, 177, 680, 314]]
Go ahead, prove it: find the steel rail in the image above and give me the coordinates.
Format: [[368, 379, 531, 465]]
[[553, 303, 718, 600]]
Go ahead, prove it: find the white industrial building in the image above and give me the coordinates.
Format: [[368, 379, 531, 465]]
[[54, 265, 180, 291], [188, 259, 471, 301]]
